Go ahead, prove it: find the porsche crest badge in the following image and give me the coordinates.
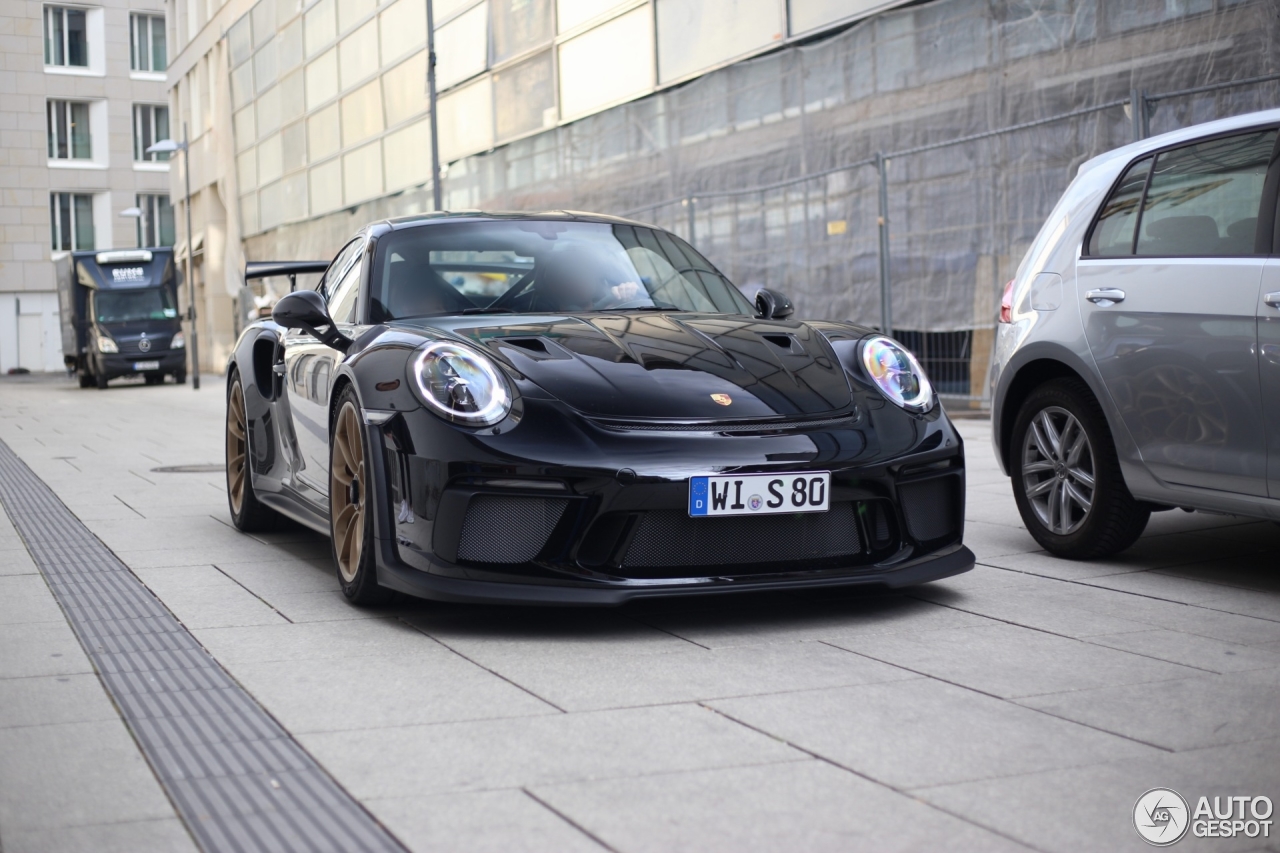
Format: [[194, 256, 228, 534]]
[[711, 393, 732, 406]]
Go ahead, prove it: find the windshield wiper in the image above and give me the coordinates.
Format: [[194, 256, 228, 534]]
[[460, 306, 516, 315], [615, 305, 684, 312]]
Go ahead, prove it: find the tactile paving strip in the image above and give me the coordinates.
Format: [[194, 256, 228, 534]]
[[0, 439, 405, 853]]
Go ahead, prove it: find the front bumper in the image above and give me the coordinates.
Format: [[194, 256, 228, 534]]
[[365, 400, 972, 605], [97, 350, 186, 377], [376, 540, 974, 605]]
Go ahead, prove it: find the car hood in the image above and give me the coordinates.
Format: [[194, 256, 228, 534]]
[[427, 313, 854, 420]]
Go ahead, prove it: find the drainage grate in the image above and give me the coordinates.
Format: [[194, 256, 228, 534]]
[[0, 439, 405, 853]]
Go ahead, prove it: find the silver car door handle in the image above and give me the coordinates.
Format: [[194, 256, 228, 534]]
[[1085, 288, 1126, 305], [1264, 291, 1280, 308]]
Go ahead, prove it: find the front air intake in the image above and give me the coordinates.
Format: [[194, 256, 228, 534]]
[[898, 475, 961, 543], [622, 503, 862, 569], [456, 495, 568, 564]]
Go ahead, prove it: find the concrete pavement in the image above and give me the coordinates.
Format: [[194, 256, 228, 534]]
[[1, 372, 1278, 852]]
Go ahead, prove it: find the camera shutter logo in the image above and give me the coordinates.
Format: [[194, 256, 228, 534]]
[[1135, 788, 1190, 846]]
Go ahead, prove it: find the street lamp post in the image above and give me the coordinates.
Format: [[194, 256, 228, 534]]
[[146, 128, 199, 390], [425, 0, 442, 211]]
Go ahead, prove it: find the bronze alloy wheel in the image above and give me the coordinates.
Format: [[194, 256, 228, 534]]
[[226, 379, 248, 515], [330, 400, 366, 584]]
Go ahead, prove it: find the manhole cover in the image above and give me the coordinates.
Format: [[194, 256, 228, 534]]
[[151, 464, 224, 473]]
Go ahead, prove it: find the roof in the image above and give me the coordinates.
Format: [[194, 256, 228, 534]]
[[380, 209, 653, 231], [1077, 107, 1280, 177]]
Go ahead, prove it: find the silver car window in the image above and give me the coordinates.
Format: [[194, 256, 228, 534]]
[[1087, 157, 1152, 256], [1135, 129, 1277, 257]]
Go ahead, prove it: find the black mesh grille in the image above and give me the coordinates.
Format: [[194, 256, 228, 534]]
[[623, 503, 862, 568], [899, 477, 960, 543], [457, 496, 568, 563]]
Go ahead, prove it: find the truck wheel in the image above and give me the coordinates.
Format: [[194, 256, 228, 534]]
[[1010, 378, 1149, 559], [95, 370, 108, 390], [226, 371, 280, 531], [78, 374, 94, 389], [174, 369, 187, 385]]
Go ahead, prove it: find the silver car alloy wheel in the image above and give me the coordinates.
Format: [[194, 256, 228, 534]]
[[1021, 406, 1095, 535]]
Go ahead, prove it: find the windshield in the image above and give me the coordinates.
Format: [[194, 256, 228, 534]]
[[95, 288, 177, 323], [370, 221, 754, 320]]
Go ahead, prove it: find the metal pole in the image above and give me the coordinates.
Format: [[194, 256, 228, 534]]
[[425, 0, 442, 211], [875, 153, 892, 336], [183, 123, 199, 390], [1130, 88, 1145, 141], [686, 197, 696, 244]]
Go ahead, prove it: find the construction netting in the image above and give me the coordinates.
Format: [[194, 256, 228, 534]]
[[249, 0, 1280, 400]]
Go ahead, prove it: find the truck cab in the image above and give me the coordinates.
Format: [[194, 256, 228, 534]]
[[59, 249, 188, 388]]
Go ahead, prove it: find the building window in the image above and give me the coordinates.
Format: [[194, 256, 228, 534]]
[[47, 99, 91, 159], [44, 6, 88, 67], [133, 104, 171, 161], [136, 194, 176, 247], [130, 13, 166, 72], [50, 192, 94, 251]]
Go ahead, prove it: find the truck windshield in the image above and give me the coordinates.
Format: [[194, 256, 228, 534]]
[[95, 288, 177, 323]]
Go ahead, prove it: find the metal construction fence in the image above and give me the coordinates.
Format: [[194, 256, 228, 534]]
[[622, 73, 1280, 407]]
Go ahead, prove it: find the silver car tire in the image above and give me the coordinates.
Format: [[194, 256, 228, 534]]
[[1010, 379, 1149, 559]]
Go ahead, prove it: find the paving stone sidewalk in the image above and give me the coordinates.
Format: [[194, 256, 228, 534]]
[[1, 372, 1278, 853]]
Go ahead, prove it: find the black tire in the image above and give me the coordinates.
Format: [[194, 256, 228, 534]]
[[95, 370, 108, 390], [78, 373, 94, 388], [1010, 378, 1149, 559], [226, 371, 280, 532], [329, 385, 390, 606], [174, 369, 187, 385]]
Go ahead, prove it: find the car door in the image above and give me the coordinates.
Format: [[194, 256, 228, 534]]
[[1078, 127, 1276, 497], [1263, 258, 1280, 499], [282, 237, 365, 505]]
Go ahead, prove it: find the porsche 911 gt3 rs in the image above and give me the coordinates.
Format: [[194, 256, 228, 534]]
[[226, 211, 973, 605]]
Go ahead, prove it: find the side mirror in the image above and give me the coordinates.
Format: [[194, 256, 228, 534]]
[[271, 290, 353, 352], [755, 288, 794, 320]]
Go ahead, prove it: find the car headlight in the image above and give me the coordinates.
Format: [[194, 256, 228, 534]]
[[171, 331, 185, 349], [860, 336, 934, 413], [96, 334, 118, 354], [408, 341, 512, 426]]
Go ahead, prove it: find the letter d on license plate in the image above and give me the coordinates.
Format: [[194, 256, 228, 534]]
[[689, 472, 830, 517]]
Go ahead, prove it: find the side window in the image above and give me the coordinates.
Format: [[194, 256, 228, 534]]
[[317, 239, 360, 300], [1087, 157, 1151, 256], [1136, 129, 1277, 257], [327, 245, 365, 324]]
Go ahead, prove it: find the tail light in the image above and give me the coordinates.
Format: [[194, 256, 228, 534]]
[[998, 279, 1015, 324]]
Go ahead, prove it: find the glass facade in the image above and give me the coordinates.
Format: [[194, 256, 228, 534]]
[[49, 192, 94, 251], [133, 104, 171, 161], [130, 13, 167, 72], [228, 0, 931, 235], [136, 193, 176, 247], [47, 100, 91, 160], [44, 6, 88, 67]]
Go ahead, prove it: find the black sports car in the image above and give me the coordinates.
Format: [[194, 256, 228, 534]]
[[226, 212, 973, 605]]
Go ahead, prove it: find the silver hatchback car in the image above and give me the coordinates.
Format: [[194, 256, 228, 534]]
[[991, 108, 1280, 559]]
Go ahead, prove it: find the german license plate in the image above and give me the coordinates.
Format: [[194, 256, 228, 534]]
[[133, 361, 160, 371], [689, 472, 830, 517]]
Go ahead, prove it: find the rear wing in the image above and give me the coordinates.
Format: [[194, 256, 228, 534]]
[[245, 260, 330, 291]]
